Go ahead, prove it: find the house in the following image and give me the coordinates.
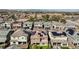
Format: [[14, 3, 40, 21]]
[[0, 23, 3, 29], [52, 21, 65, 31], [0, 17, 4, 24], [10, 29, 29, 49], [16, 19, 29, 22], [0, 21, 13, 29], [65, 21, 76, 31], [0, 29, 10, 48], [66, 31, 79, 48], [44, 21, 52, 30], [0, 17, 4, 29], [30, 30, 48, 49], [23, 21, 33, 30], [49, 31, 68, 49], [73, 33, 79, 47], [11, 21, 22, 31], [34, 21, 44, 30]]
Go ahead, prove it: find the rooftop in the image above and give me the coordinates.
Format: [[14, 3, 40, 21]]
[[24, 21, 33, 24], [16, 19, 28, 22], [0, 29, 10, 42], [52, 32, 66, 36], [52, 21, 64, 26], [73, 32, 79, 41], [31, 30, 47, 37], [11, 29, 28, 37], [0, 29, 10, 36], [44, 21, 52, 25], [65, 22, 75, 27], [34, 21, 44, 25]]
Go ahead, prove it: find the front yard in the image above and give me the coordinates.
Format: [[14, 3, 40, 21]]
[[30, 44, 51, 49]]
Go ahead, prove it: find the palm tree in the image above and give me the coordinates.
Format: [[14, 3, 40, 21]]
[[34, 13, 37, 20]]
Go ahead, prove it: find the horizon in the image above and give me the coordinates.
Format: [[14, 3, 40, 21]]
[[0, 9, 79, 12]]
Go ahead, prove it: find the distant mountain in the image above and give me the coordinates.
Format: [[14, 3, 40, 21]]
[[0, 9, 79, 12], [15, 9, 79, 12]]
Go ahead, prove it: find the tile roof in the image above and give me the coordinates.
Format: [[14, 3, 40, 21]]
[[11, 29, 28, 37]]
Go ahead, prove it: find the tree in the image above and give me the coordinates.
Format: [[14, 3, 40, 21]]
[[60, 18, 66, 24], [42, 14, 50, 21], [34, 13, 37, 20], [46, 14, 50, 21], [29, 16, 34, 21], [50, 15, 66, 23], [11, 14, 17, 22], [50, 15, 61, 22]]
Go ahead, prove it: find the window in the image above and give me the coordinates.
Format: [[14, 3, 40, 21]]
[[0, 42, 3, 44], [26, 24, 27, 26], [5, 24, 7, 28], [53, 43, 56, 45], [13, 42, 16, 44], [19, 36, 25, 40], [36, 43, 39, 45], [26, 27, 29, 29], [52, 26, 54, 28], [17, 26, 21, 28], [74, 43, 77, 46], [18, 42, 22, 44], [23, 42, 26, 44], [57, 43, 61, 45]]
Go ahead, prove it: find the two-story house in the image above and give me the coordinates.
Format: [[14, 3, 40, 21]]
[[34, 21, 44, 30], [11, 21, 22, 31], [10, 29, 29, 49], [49, 31, 68, 49], [23, 21, 33, 30], [44, 21, 52, 30], [52, 21, 65, 32], [30, 30, 48, 49]]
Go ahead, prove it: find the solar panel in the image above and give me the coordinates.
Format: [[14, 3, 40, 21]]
[[52, 32, 66, 36]]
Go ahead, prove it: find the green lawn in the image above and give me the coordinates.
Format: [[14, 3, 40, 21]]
[[30, 44, 50, 49]]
